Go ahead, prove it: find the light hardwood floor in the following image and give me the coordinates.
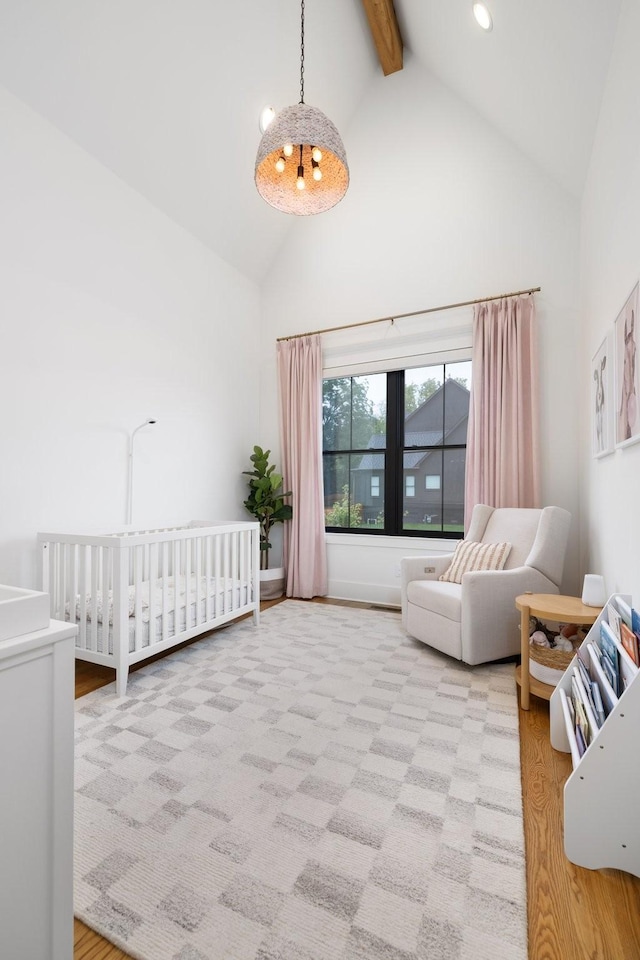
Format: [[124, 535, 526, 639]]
[[73, 599, 640, 960]]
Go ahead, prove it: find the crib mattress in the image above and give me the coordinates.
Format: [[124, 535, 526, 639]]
[[74, 578, 250, 655]]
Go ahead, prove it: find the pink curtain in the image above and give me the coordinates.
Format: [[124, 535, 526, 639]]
[[277, 335, 328, 598], [464, 294, 540, 528]]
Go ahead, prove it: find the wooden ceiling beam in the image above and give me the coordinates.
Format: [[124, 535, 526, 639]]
[[361, 0, 403, 76]]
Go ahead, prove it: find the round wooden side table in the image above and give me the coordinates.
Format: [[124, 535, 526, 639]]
[[515, 593, 602, 710]]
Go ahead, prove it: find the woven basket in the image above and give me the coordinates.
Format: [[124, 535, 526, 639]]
[[529, 641, 576, 686]]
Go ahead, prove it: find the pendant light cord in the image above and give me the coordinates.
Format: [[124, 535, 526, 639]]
[[299, 0, 305, 104]]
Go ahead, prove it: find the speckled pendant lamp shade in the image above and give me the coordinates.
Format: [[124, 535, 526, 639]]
[[254, 1, 349, 215], [255, 104, 349, 215]]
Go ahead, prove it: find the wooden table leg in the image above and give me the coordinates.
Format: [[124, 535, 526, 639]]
[[520, 603, 531, 710]]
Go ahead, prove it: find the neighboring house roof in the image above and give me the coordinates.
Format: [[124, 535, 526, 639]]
[[354, 378, 469, 472], [356, 453, 385, 470], [355, 449, 432, 471], [405, 430, 443, 446], [361, 430, 445, 449]]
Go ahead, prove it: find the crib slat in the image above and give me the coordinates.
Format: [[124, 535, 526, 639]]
[[195, 537, 202, 626], [212, 534, 219, 618], [205, 535, 212, 623], [229, 532, 234, 613], [239, 529, 246, 609], [148, 542, 158, 646], [60, 543, 68, 623], [69, 544, 78, 632], [102, 546, 111, 658], [78, 544, 88, 650], [90, 546, 99, 653], [171, 540, 182, 636], [39, 541, 50, 607], [231, 532, 238, 612], [223, 533, 230, 615], [162, 541, 169, 643], [52, 542, 60, 619], [134, 545, 143, 651], [184, 538, 191, 629], [248, 528, 254, 606], [113, 545, 130, 697], [252, 528, 258, 607]]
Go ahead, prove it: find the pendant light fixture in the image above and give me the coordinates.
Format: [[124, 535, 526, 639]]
[[255, 0, 349, 215]]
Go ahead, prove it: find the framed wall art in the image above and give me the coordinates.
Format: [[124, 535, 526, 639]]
[[614, 281, 640, 448], [592, 332, 614, 458]]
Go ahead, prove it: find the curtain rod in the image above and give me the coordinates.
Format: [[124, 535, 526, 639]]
[[276, 286, 541, 342]]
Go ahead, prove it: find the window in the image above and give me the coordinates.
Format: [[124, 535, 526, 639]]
[[323, 361, 471, 537]]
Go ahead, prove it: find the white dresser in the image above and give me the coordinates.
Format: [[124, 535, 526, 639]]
[[0, 616, 77, 960]]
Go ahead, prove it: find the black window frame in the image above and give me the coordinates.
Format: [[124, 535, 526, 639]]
[[323, 367, 468, 539]]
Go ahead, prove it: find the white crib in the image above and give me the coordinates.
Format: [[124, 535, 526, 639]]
[[38, 521, 260, 696]]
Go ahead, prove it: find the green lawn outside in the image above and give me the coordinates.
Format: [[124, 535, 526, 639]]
[[340, 522, 464, 533]]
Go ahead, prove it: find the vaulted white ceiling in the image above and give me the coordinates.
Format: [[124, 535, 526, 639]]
[[0, 1, 622, 283]]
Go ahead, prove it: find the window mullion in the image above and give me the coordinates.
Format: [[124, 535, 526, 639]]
[[385, 371, 404, 535]]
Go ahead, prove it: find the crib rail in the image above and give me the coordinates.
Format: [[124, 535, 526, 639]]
[[38, 522, 260, 666]]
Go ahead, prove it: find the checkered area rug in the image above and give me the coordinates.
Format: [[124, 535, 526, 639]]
[[74, 600, 527, 960]]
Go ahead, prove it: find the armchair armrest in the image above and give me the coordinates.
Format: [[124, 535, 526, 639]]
[[400, 553, 454, 623], [460, 565, 558, 664]]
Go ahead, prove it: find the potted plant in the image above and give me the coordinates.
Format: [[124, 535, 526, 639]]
[[243, 445, 293, 598]]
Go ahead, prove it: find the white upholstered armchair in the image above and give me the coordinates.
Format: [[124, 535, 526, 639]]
[[401, 504, 571, 665]]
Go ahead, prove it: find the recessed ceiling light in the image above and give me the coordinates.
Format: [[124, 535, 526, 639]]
[[472, 2, 493, 31], [259, 105, 276, 133]]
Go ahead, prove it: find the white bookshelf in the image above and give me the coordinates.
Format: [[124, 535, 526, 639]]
[[549, 594, 640, 878]]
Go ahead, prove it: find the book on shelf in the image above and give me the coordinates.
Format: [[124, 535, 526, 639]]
[[566, 691, 575, 726], [630, 604, 640, 659], [600, 620, 621, 696], [607, 601, 622, 639], [558, 687, 581, 769], [610, 595, 640, 652], [591, 681, 606, 727], [614, 595, 633, 629], [602, 618, 639, 691], [574, 722, 587, 757], [620, 621, 640, 666], [576, 655, 592, 692], [586, 642, 618, 715], [574, 662, 596, 720], [571, 669, 599, 741]]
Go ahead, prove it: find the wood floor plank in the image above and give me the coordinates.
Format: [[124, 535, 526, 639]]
[[518, 688, 640, 960], [74, 918, 131, 958], [73, 598, 640, 960]]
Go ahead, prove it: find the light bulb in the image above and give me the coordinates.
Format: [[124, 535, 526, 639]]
[[259, 105, 276, 133], [296, 175, 305, 191], [472, 2, 493, 31], [283, 143, 294, 158], [311, 146, 322, 162], [275, 156, 286, 173], [313, 166, 322, 181]]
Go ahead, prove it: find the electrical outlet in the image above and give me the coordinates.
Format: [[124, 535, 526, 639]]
[[424, 566, 435, 574], [393, 565, 401, 578]]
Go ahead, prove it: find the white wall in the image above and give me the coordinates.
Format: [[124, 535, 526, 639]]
[[261, 59, 582, 605], [580, 0, 640, 599], [0, 86, 261, 588]]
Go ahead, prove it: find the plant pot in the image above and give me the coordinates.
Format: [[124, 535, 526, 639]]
[[260, 567, 285, 600]]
